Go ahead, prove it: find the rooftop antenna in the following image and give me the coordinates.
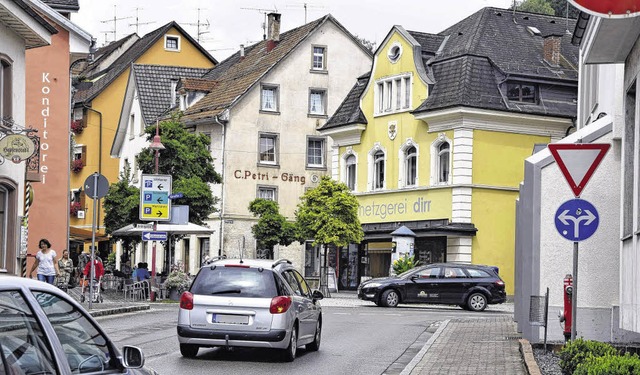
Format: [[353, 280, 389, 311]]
[[129, 8, 155, 35], [240, 6, 278, 40], [181, 8, 210, 43], [285, 2, 325, 24], [100, 5, 132, 43]]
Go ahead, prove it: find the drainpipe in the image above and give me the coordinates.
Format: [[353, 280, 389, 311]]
[[82, 105, 103, 231], [213, 115, 226, 257]]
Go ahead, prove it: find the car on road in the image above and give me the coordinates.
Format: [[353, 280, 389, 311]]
[[177, 258, 324, 361], [0, 276, 156, 374], [357, 263, 506, 311]]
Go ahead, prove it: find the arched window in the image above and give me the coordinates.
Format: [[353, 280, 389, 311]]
[[405, 146, 417, 186], [345, 154, 356, 191], [374, 150, 385, 189], [438, 143, 450, 183], [0, 58, 12, 120]]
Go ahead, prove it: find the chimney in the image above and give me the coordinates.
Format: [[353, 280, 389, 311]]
[[240, 44, 245, 58], [543, 34, 562, 66], [267, 12, 281, 52]]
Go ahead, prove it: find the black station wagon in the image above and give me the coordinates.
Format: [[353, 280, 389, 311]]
[[357, 263, 506, 311]]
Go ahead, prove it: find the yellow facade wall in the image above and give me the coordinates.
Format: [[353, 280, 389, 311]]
[[136, 27, 214, 68], [473, 130, 549, 187], [471, 188, 520, 295]]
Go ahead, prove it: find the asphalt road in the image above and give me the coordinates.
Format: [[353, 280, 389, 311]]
[[97, 303, 509, 375]]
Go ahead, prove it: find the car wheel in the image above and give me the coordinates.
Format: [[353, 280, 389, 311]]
[[467, 292, 487, 312], [381, 289, 400, 307], [306, 319, 321, 352], [180, 344, 199, 358], [282, 325, 297, 362]]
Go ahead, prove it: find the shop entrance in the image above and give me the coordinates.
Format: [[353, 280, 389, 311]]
[[338, 244, 359, 290]]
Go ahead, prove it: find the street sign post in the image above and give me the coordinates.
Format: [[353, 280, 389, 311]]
[[139, 174, 172, 221], [549, 143, 610, 341], [83, 172, 109, 311]]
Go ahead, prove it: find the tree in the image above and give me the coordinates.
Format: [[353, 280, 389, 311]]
[[354, 35, 377, 54], [516, 0, 555, 15], [548, 0, 579, 18], [248, 198, 297, 259], [136, 115, 221, 225], [103, 163, 141, 257], [295, 176, 363, 296]]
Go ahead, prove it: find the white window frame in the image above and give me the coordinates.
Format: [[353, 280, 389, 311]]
[[260, 84, 279, 113], [342, 151, 358, 191], [367, 144, 386, 191], [257, 185, 277, 201], [258, 132, 278, 166], [0, 58, 12, 120], [128, 114, 135, 140], [311, 45, 327, 71], [164, 35, 181, 51], [399, 140, 418, 188], [374, 74, 412, 116], [309, 88, 327, 116], [430, 135, 452, 185], [306, 137, 326, 168]]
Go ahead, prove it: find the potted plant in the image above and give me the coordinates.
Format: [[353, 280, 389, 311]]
[[71, 159, 84, 173], [71, 120, 85, 134], [164, 269, 192, 300], [70, 202, 82, 216]]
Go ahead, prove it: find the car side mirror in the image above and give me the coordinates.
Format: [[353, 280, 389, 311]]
[[410, 275, 419, 282], [312, 290, 324, 301], [122, 345, 145, 369]]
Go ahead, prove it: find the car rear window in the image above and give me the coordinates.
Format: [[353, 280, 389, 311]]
[[466, 269, 491, 278], [191, 266, 279, 298]]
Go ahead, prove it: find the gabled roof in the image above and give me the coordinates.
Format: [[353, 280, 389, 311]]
[[181, 14, 370, 123], [178, 78, 216, 92], [39, 0, 78, 11], [73, 21, 217, 105], [319, 72, 369, 130], [132, 64, 211, 125]]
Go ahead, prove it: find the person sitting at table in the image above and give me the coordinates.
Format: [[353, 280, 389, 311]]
[[134, 262, 150, 282]]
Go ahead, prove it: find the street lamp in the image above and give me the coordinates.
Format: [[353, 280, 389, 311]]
[[148, 121, 164, 301]]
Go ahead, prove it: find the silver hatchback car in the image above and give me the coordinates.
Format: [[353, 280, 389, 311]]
[[177, 258, 323, 361]]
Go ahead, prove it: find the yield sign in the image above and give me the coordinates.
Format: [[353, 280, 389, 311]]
[[548, 143, 610, 197]]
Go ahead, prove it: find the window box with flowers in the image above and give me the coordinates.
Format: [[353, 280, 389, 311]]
[[71, 159, 84, 173], [70, 202, 82, 216], [71, 120, 85, 135]]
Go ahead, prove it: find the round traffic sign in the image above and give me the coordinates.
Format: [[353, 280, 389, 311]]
[[84, 173, 109, 199], [568, 0, 640, 18], [555, 199, 599, 242]]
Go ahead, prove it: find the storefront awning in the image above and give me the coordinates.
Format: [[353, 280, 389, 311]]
[[362, 220, 477, 241], [69, 226, 110, 242]]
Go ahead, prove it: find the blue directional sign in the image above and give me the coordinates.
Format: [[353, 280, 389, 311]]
[[555, 199, 599, 242], [141, 231, 168, 241]]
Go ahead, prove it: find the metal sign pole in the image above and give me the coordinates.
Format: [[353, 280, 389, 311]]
[[571, 241, 578, 341], [89, 173, 98, 310]]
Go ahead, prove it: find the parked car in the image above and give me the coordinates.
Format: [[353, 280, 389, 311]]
[[177, 258, 323, 361], [357, 263, 506, 311], [0, 276, 157, 374]]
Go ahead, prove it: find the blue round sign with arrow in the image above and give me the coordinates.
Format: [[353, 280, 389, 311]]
[[555, 198, 599, 242]]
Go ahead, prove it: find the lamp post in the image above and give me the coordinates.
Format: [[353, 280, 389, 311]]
[[148, 121, 165, 301]]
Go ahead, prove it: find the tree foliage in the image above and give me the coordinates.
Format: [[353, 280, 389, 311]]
[[513, 0, 579, 18], [103, 163, 140, 251], [354, 35, 377, 54], [135, 115, 221, 225], [295, 176, 363, 248], [248, 199, 297, 255]]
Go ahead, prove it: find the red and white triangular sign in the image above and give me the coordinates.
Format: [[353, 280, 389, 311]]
[[548, 143, 610, 197]]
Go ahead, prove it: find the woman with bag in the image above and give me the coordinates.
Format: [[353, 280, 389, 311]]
[[28, 238, 59, 284], [58, 249, 74, 288]]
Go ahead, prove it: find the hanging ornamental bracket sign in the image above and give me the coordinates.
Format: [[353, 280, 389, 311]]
[[0, 118, 40, 171]]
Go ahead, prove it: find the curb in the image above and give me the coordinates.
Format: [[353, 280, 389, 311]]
[[88, 304, 150, 317], [519, 338, 542, 375], [399, 319, 450, 375]]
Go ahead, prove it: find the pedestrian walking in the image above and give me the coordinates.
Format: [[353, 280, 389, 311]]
[[57, 249, 74, 288], [28, 238, 59, 284]]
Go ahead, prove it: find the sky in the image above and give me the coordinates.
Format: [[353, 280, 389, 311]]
[[72, 0, 515, 61]]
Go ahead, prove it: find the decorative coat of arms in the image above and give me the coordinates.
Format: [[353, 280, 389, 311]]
[[388, 121, 397, 140]]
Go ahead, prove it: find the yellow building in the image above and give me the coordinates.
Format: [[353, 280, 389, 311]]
[[319, 8, 578, 294], [70, 22, 217, 255]]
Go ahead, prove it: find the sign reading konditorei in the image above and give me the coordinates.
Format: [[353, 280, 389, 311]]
[[0, 134, 37, 163]]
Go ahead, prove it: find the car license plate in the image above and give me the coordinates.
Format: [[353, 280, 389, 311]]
[[212, 314, 249, 325]]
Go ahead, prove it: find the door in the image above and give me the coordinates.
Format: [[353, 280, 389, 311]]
[[282, 270, 314, 340], [415, 237, 446, 265], [439, 266, 470, 304], [338, 245, 359, 290], [404, 266, 442, 303]]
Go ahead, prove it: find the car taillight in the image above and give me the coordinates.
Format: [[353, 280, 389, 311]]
[[180, 292, 194, 310], [495, 280, 505, 287], [270, 296, 292, 314]]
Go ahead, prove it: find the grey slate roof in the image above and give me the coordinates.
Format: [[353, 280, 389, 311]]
[[319, 72, 369, 130], [325, 7, 579, 130], [73, 21, 217, 105], [40, 0, 79, 11], [132, 64, 210, 125], [11, 0, 58, 35]]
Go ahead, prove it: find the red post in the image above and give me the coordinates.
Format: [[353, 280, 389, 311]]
[[562, 274, 573, 341]]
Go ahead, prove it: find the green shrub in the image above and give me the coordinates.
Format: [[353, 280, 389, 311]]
[[574, 353, 640, 375], [392, 254, 417, 275], [559, 338, 618, 375]]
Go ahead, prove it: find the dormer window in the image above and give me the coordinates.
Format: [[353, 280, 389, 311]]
[[507, 82, 537, 103]]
